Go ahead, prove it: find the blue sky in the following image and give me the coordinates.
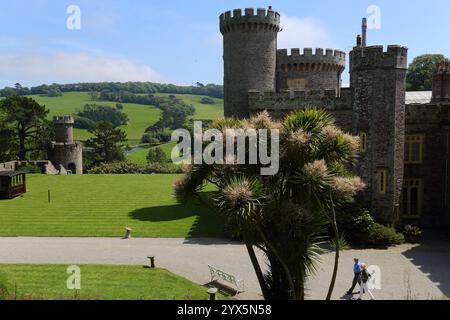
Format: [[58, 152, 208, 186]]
[[0, 0, 449, 88]]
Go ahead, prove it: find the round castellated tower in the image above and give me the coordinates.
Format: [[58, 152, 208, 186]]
[[276, 48, 346, 93], [48, 116, 83, 174], [220, 7, 281, 118]]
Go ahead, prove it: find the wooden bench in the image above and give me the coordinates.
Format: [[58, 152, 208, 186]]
[[208, 265, 245, 294]]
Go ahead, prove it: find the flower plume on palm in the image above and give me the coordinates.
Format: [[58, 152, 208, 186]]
[[173, 108, 365, 300]]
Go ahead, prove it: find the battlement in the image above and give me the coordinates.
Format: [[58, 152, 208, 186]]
[[53, 116, 74, 125], [350, 45, 408, 70], [220, 8, 281, 34], [248, 89, 352, 112], [277, 48, 346, 72], [249, 89, 338, 99]]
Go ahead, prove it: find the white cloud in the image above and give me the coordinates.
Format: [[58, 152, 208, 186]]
[[0, 52, 166, 87], [278, 14, 335, 50]]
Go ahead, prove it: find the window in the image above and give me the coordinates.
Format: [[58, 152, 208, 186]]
[[287, 78, 306, 90], [377, 169, 388, 195], [405, 135, 424, 164], [401, 179, 422, 217], [359, 132, 367, 153]]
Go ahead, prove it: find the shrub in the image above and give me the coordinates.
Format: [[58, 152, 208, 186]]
[[89, 161, 146, 174], [403, 225, 423, 243], [88, 161, 182, 174], [200, 97, 215, 105], [336, 204, 375, 243], [141, 133, 163, 146], [366, 223, 405, 246], [147, 147, 167, 163], [16, 164, 42, 174], [74, 116, 96, 130], [141, 130, 172, 144]]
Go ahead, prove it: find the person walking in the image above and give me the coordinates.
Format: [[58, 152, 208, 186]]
[[358, 263, 375, 300], [347, 258, 362, 295]]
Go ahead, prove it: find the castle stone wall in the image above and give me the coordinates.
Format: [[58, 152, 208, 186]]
[[49, 142, 83, 175], [405, 103, 450, 229]]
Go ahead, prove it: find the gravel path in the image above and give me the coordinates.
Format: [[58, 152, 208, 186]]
[[0, 236, 448, 300]]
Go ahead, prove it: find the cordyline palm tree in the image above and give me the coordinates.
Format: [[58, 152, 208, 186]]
[[174, 109, 365, 300]]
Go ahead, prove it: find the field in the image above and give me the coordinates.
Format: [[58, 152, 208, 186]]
[[30, 92, 223, 146], [155, 93, 224, 120], [0, 264, 225, 300], [30, 92, 161, 146], [0, 174, 223, 238], [126, 141, 178, 165]]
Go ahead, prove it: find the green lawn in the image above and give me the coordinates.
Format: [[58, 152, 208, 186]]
[[30, 92, 161, 146], [0, 174, 223, 238], [127, 141, 178, 165], [0, 264, 225, 300]]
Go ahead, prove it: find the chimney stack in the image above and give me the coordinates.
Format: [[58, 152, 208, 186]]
[[432, 60, 450, 102], [362, 18, 367, 47]]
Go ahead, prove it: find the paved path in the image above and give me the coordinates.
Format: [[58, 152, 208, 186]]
[[0, 237, 448, 300]]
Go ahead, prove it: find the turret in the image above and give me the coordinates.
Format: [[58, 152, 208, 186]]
[[350, 44, 408, 224], [49, 115, 83, 174], [220, 7, 281, 118], [276, 48, 346, 94], [53, 115, 74, 144]]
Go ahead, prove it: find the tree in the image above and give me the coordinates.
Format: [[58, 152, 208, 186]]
[[200, 97, 215, 105], [0, 96, 50, 160], [147, 147, 167, 163], [76, 104, 129, 129], [174, 109, 364, 300], [157, 98, 195, 130], [406, 54, 448, 91], [86, 121, 127, 165]]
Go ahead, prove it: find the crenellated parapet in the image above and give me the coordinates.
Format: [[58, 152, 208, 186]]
[[220, 8, 281, 34], [248, 89, 353, 112], [350, 45, 408, 71], [53, 115, 74, 125], [277, 48, 346, 73]]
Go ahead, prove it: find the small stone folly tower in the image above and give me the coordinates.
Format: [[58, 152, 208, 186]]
[[220, 7, 281, 118], [48, 116, 83, 174]]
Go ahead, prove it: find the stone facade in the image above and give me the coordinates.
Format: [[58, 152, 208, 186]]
[[48, 116, 83, 174], [220, 7, 450, 230]]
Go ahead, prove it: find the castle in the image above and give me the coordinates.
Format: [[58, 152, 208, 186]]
[[48, 116, 83, 175], [0, 116, 83, 175], [220, 7, 450, 230]]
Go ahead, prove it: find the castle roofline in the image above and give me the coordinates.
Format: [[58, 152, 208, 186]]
[[220, 8, 281, 34], [277, 48, 346, 69]]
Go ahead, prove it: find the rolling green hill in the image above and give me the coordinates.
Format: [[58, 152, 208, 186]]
[[29, 92, 223, 147], [29, 92, 161, 146]]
